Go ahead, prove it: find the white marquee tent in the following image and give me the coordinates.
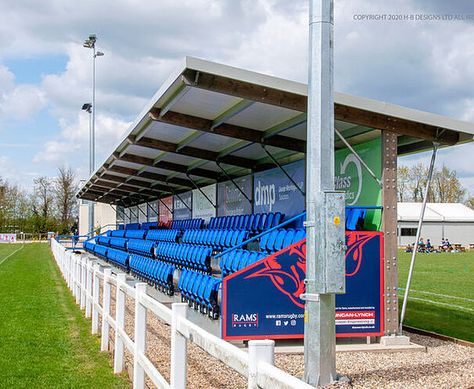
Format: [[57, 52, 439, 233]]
[[398, 202, 474, 247]]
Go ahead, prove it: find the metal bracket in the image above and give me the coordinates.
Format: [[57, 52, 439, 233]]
[[260, 144, 305, 196], [300, 293, 320, 302], [185, 173, 216, 208], [216, 161, 252, 205]]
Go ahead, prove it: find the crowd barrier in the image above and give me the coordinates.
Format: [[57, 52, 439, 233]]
[[51, 238, 313, 389]]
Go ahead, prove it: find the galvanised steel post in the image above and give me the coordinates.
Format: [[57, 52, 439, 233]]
[[304, 0, 342, 386]]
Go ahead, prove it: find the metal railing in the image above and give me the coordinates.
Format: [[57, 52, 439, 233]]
[[51, 239, 313, 389]]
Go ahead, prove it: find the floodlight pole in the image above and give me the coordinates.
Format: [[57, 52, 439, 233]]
[[84, 34, 104, 237], [304, 0, 344, 386]]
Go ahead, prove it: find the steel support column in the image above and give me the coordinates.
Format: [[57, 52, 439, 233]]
[[381, 130, 399, 335]]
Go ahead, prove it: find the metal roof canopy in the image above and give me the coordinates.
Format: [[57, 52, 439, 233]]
[[77, 57, 474, 206]]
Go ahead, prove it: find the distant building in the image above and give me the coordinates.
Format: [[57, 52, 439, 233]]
[[78, 200, 117, 236], [398, 202, 474, 247]]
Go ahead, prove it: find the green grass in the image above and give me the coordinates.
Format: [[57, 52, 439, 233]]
[[398, 250, 474, 342], [0, 243, 129, 388]]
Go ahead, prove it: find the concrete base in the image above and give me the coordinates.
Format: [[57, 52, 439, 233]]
[[274, 341, 425, 354], [380, 335, 411, 346]]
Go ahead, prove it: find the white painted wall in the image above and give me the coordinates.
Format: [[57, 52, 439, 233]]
[[79, 201, 117, 235]]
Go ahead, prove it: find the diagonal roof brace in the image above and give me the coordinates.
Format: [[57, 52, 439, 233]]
[[216, 161, 252, 206], [185, 173, 216, 208], [260, 144, 305, 196]]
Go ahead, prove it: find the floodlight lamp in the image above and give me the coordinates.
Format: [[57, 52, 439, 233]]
[[82, 103, 92, 113], [95, 51, 104, 57]]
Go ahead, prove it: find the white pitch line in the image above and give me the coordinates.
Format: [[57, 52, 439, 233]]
[[0, 245, 24, 266], [399, 288, 474, 304], [401, 295, 474, 313]]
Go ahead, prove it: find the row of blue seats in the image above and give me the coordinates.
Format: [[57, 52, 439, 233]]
[[99, 236, 155, 257], [181, 229, 248, 249], [220, 249, 267, 277], [84, 242, 129, 270], [108, 229, 180, 242], [156, 243, 212, 273], [129, 255, 175, 295], [178, 269, 221, 318], [259, 228, 306, 253], [208, 212, 283, 232], [171, 218, 203, 230]]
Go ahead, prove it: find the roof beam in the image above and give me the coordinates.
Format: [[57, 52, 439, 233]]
[[334, 104, 459, 145], [149, 108, 305, 153], [132, 136, 256, 169], [182, 69, 307, 112], [119, 153, 220, 180], [181, 70, 458, 144]]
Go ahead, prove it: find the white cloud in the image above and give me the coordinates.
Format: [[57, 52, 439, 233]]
[[33, 112, 131, 165], [0, 0, 473, 192]]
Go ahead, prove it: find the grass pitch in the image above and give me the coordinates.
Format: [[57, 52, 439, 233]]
[[0, 243, 129, 388], [398, 249, 474, 342]]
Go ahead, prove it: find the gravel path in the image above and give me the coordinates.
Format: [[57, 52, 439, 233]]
[[100, 281, 473, 389]]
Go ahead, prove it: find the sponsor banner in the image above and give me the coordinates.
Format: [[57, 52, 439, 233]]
[[147, 201, 158, 222], [138, 203, 147, 223], [0, 233, 17, 243], [253, 160, 305, 218], [173, 191, 192, 220], [192, 184, 216, 222], [335, 137, 382, 230], [159, 196, 173, 224], [217, 175, 253, 216], [222, 231, 384, 340]]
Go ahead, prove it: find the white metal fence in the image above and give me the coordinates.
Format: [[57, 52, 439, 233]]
[[51, 239, 313, 389]]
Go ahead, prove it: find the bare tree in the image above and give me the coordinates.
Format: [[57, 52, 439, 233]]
[[34, 176, 54, 219], [466, 196, 474, 210], [408, 163, 428, 202], [54, 167, 78, 228], [397, 166, 410, 201]]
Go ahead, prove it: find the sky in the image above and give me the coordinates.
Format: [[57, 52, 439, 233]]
[[0, 0, 473, 196]]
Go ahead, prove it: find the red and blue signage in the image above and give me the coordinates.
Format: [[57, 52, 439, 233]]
[[222, 231, 384, 340]]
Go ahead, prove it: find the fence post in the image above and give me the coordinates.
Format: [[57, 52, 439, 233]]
[[171, 303, 188, 389], [101, 268, 112, 352], [92, 263, 100, 334], [133, 283, 148, 389], [80, 257, 86, 310], [75, 256, 81, 304], [86, 260, 93, 318], [114, 273, 127, 374], [248, 340, 275, 389]]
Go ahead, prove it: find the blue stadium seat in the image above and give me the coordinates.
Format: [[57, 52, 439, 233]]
[[126, 223, 141, 230], [94, 244, 108, 258], [127, 238, 156, 257], [109, 237, 128, 250], [110, 229, 126, 238], [106, 248, 130, 269], [125, 229, 146, 239], [346, 208, 366, 231], [96, 235, 111, 246]]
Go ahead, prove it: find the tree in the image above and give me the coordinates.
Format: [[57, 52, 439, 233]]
[[466, 196, 474, 210], [407, 163, 428, 202], [432, 165, 466, 203], [397, 166, 410, 202], [54, 166, 78, 232]]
